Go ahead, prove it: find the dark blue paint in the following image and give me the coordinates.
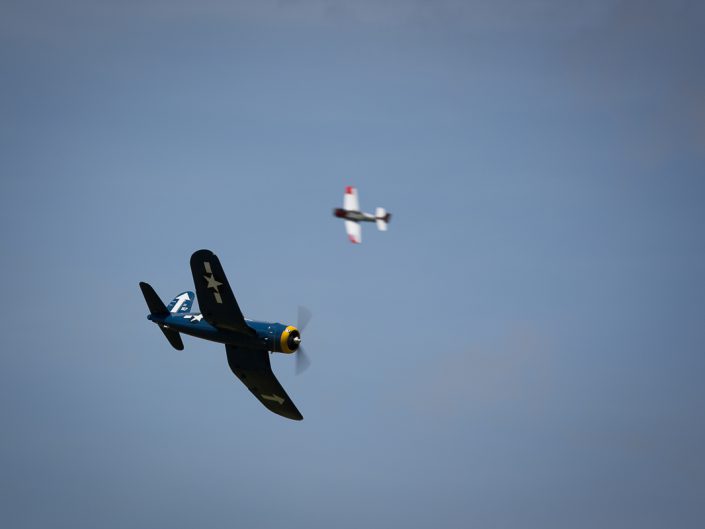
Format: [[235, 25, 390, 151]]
[[148, 312, 293, 353]]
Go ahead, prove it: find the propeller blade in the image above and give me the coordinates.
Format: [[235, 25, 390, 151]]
[[296, 346, 311, 375], [297, 305, 312, 332]]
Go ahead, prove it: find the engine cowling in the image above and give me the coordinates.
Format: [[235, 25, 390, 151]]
[[277, 325, 301, 354]]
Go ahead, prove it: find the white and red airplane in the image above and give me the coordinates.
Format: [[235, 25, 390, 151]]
[[333, 186, 391, 244]]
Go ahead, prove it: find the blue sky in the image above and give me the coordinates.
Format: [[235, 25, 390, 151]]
[[2, 1, 704, 527]]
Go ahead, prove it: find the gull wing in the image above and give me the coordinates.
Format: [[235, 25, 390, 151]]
[[343, 185, 360, 211], [226, 345, 303, 421], [190, 249, 255, 335], [345, 220, 362, 244]]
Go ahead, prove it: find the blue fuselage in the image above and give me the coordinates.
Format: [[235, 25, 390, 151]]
[[148, 312, 295, 352]]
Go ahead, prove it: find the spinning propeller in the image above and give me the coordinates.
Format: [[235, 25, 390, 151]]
[[294, 305, 312, 374]]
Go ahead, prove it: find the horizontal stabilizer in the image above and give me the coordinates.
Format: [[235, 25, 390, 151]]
[[375, 207, 390, 231], [140, 282, 169, 315], [140, 282, 185, 350], [160, 327, 184, 350]]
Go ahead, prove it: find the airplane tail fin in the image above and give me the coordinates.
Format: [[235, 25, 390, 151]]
[[167, 291, 194, 314], [140, 282, 169, 315], [139, 282, 185, 351], [375, 207, 391, 231]]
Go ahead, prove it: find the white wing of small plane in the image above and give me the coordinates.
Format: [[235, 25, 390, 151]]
[[345, 220, 362, 244], [343, 185, 360, 211]]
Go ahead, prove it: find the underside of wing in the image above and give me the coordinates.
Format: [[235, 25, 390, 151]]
[[343, 185, 360, 211], [226, 345, 303, 421], [190, 249, 255, 335], [345, 220, 362, 244]]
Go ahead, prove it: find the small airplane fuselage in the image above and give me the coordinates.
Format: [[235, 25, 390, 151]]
[[333, 208, 375, 223], [148, 312, 301, 353]]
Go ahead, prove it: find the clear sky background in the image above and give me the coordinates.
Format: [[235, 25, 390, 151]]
[[2, 1, 704, 527]]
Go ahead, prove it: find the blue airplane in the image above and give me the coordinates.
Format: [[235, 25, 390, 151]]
[[139, 249, 310, 421]]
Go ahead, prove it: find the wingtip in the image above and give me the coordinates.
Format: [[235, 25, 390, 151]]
[[191, 248, 213, 258], [190, 249, 216, 268]]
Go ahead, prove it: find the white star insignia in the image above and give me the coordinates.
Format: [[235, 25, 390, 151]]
[[204, 274, 222, 291]]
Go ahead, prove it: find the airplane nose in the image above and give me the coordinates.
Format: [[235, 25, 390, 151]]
[[283, 327, 301, 353]]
